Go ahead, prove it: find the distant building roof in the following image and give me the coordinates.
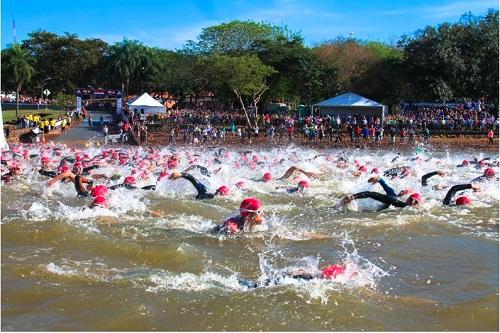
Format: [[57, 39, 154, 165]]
[[314, 92, 384, 107]]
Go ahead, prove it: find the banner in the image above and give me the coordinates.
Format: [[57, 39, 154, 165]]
[[76, 89, 82, 113], [116, 91, 122, 114]]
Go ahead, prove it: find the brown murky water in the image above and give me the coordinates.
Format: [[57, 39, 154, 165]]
[[2, 145, 498, 331]]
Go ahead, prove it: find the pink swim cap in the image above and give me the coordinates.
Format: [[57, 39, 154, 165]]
[[322, 264, 346, 279], [262, 172, 272, 182], [240, 197, 262, 217], [298, 180, 310, 188], [90, 185, 108, 197], [124, 176, 136, 185], [217, 185, 230, 196]]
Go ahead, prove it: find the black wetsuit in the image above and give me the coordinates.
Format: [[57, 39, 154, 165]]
[[179, 172, 214, 199], [108, 183, 156, 191], [39, 169, 58, 178], [421, 171, 440, 186], [238, 272, 316, 289], [442, 184, 473, 206], [351, 191, 409, 210]]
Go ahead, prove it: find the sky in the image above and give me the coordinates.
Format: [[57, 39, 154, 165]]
[[1, 0, 498, 49]]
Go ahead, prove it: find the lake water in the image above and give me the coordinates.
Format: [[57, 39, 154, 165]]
[[1, 143, 498, 331]]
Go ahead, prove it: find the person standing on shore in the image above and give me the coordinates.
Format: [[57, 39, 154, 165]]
[[423, 127, 430, 144], [487, 128, 494, 145]]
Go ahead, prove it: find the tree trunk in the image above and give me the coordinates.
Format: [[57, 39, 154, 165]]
[[234, 89, 252, 128]]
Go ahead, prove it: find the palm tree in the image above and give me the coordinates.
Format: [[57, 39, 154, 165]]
[[2, 44, 35, 118], [109, 39, 143, 101]]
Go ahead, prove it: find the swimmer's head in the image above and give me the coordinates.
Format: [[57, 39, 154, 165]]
[[90, 184, 108, 197], [321, 264, 345, 279], [406, 192, 422, 206], [298, 180, 310, 189], [262, 172, 272, 182], [216, 185, 230, 196], [92, 195, 107, 208], [484, 168, 495, 178], [240, 197, 262, 217], [455, 195, 472, 206], [123, 176, 136, 185]]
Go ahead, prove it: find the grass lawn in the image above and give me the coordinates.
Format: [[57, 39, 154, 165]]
[[2, 109, 65, 125]]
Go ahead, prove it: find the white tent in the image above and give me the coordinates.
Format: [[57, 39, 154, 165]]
[[313, 92, 387, 121], [128, 93, 166, 114], [0, 104, 9, 150]]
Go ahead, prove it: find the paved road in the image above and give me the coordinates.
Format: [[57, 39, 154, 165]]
[[53, 112, 111, 145]]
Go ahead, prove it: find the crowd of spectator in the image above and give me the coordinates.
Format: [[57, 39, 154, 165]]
[[118, 102, 497, 146]]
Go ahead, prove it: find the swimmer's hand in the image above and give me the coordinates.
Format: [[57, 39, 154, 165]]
[[342, 195, 354, 205], [368, 176, 379, 184], [471, 184, 481, 192], [247, 214, 263, 225], [168, 171, 182, 180], [437, 171, 447, 177]]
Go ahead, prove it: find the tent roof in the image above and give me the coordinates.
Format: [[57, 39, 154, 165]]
[[314, 92, 384, 107], [128, 93, 165, 107]]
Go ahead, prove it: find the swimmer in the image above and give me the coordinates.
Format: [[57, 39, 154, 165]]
[[238, 263, 351, 288], [278, 166, 320, 180], [168, 171, 227, 199], [442, 183, 480, 206], [275, 180, 310, 193], [383, 166, 414, 179], [47, 169, 94, 197], [1, 165, 21, 183], [341, 191, 422, 210], [211, 197, 264, 234], [471, 168, 497, 183]]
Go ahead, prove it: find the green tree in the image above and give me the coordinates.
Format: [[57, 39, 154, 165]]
[[207, 54, 276, 127], [1, 43, 35, 118], [185, 20, 277, 55], [108, 39, 149, 99], [21, 30, 109, 95], [51, 92, 74, 117]]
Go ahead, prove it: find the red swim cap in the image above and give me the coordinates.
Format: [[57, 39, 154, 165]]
[[159, 170, 169, 179], [76, 155, 82, 162], [321, 264, 346, 279], [92, 195, 107, 207], [217, 185, 230, 196], [124, 176, 136, 185], [455, 195, 472, 206], [358, 165, 367, 172], [262, 172, 272, 182], [408, 192, 422, 204], [240, 197, 262, 217], [484, 168, 495, 177], [59, 165, 70, 174], [298, 180, 310, 188], [90, 184, 108, 197], [371, 168, 380, 174], [462, 160, 469, 166]]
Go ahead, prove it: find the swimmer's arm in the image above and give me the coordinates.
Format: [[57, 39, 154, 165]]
[[179, 172, 210, 197], [278, 166, 298, 180], [47, 171, 75, 186], [421, 171, 445, 186], [442, 184, 473, 206], [377, 178, 397, 197]]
